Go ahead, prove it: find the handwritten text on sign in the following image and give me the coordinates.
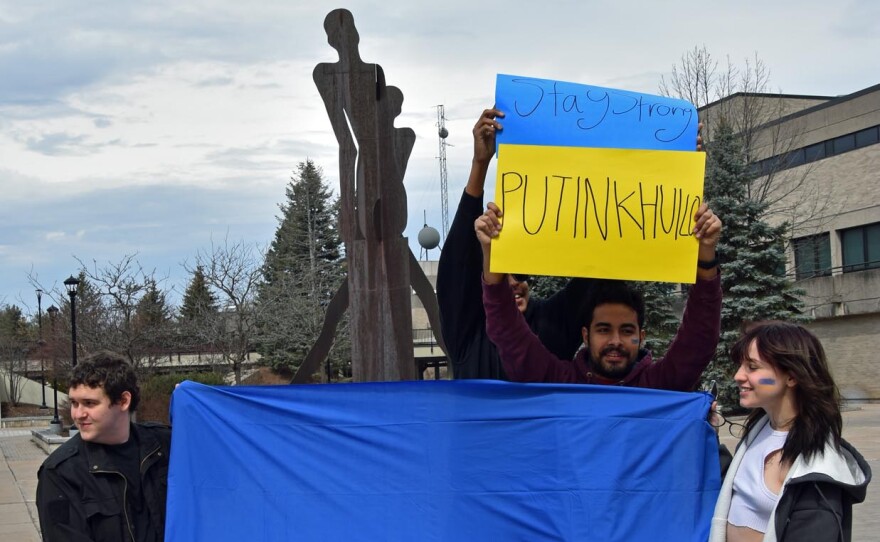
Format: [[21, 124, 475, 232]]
[[494, 74, 698, 151], [492, 144, 706, 283]]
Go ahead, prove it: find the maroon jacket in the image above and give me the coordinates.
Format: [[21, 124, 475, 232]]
[[482, 274, 722, 390]]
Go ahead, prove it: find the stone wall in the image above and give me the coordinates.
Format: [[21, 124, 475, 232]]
[[807, 313, 880, 401]]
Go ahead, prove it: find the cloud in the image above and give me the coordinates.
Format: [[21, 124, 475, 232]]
[[24, 132, 91, 155], [0, 2, 330, 107], [195, 75, 235, 88], [0, 99, 106, 122], [0, 178, 281, 307]]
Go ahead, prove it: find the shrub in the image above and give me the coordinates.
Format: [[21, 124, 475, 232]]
[[138, 372, 227, 424]]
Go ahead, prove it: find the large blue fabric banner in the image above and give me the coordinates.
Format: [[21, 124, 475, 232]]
[[167, 380, 720, 541]]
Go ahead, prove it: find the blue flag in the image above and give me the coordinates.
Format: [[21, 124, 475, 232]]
[[167, 380, 720, 541]]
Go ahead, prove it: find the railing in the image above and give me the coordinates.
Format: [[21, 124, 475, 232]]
[[412, 328, 439, 346], [413, 328, 447, 380]]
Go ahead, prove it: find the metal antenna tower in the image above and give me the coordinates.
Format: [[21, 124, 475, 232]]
[[436, 105, 449, 239]]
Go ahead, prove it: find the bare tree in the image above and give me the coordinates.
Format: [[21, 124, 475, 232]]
[[72, 255, 173, 372], [660, 45, 838, 237], [186, 238, 264, 384], [660, 45, 718, 119], [28, 256, 173, 376]]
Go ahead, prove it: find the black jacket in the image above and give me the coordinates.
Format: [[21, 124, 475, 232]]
[[36, 422, 172, 542], [437, 190, 594, 379], [772, 439, 871, 542]]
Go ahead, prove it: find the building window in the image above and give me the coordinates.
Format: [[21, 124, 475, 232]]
[[751, 124, 880, 178], [803, 142, 826, 163], [785, 148, 805, 168], [855, 126, 879, 147], [793, 233, 831, 279], [841, 222, 880, 272], [833, 133, 856, 154]]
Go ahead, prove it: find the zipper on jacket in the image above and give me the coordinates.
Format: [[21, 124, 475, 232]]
[[139, 444, 162, 474], [92, 468, 136, 542]]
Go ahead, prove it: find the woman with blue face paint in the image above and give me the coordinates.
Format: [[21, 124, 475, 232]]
[[708, 321, 871, 542]]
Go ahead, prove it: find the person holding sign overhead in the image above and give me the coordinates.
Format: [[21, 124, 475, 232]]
[[437, 108, 596, 380], [476, 196, 722, 390]]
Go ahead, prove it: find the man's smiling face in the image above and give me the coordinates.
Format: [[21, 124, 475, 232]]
[[582, 303, 645, 379], [69, 384, 131, 445]]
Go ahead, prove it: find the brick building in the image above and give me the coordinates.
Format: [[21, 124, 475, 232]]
[[702, 84, 880, 401]]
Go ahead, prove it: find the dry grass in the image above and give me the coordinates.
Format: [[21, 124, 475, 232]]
[[242, 366, 292, 385]]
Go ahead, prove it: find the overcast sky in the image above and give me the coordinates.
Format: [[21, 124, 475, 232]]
[[2, 0, 878, 313]]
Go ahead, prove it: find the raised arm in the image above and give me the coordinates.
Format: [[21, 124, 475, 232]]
[[476, 204, 578, 382], [436, 190, 486, 365], [466, 108, 504, 197], [643, 204, 723, 390], [693, 202, 721, 281], [475, 201, 505, 285], [436, 109, 505, 372]]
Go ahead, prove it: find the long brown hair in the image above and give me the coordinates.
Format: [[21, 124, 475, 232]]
[[730, 321, 841, 464]]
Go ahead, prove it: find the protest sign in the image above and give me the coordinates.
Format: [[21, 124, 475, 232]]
[[491, 144, 706, 282], [493, 74, 705, 282]]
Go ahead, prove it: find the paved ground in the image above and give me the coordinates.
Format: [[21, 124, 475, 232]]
[[3, 404, 878, 541], [0, 429, 42, 542]]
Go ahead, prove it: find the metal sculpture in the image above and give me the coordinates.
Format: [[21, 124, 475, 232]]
[[292, 8, 446, 383]]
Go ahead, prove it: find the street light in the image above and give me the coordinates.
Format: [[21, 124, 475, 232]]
[[64, 275, 80, 368], [47, 305, 61, 431], [36, 289, 47, 408]]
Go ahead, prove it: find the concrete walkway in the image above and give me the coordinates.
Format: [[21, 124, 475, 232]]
[[2, 404, 878, 541], [0, 429, 43, 542]]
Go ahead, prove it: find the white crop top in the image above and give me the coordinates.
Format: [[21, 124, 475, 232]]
[[728, 422, 789, 533]]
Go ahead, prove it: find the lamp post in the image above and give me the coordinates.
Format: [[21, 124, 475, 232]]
[[64, 275, 80, 368], [36, 289, 47, 408], [47, 305, 61, 431]]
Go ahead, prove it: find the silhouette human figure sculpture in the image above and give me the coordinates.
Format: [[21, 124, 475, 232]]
[[293, 9, 445, 382]]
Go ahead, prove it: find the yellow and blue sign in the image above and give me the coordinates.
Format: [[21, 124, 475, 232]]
[[493, 74, 706, 283]]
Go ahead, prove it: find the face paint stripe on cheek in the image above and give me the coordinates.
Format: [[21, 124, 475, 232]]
[[758, 378, 776, 385]]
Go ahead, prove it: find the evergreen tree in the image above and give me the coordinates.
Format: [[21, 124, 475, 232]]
[[257, 160, 346, 374], [180, 266, 218, 322], [632, 281, 680, 355], [262, 160, 341, 293], [136, 280, 173, 327], [178, 266, 218, 352], [0, 305, 28, 339], [133, 280, 174, 364], [527, 276, 566, 300], [0, 304, 30, 405], [701, 122, 805, 408]]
